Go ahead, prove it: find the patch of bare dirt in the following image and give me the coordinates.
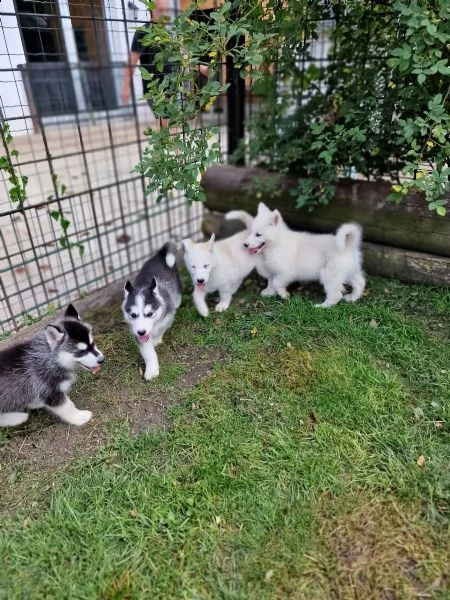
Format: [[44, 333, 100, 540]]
[[0, 344, 224, 515]]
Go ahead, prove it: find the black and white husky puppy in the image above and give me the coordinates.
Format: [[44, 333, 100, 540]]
[[122, 241, 182, 381], [0, 304, 104, 427]]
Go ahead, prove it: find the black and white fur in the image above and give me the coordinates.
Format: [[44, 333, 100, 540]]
[[122, 242, 182, 381], [243, 202, 366, 307], [0, 304, 104, 427]]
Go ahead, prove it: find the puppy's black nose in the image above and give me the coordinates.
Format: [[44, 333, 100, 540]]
[[98, 356, 105, 364], [137, 330, 146, 336], [197, 278, 205, 284], [243, 242, 249, 248]]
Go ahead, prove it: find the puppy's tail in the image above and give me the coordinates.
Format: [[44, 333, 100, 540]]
[[336, 223, 363, 252], [225, 210, 254, 230], [159, 241, 178, 268]]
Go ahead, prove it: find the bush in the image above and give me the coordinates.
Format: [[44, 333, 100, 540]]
[[136, 0, 450, 214]]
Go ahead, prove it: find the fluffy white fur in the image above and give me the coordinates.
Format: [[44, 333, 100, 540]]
[[243, 202, 366, 307], [183, 219, 259, 317]]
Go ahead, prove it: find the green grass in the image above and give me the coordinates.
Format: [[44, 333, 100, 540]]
[[0, 275, 449, 599]]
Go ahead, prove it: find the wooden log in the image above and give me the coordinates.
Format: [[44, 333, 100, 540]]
[[363, 242, 450, 286], [202, 165, 450, 257], [201, 212, 450, 287]]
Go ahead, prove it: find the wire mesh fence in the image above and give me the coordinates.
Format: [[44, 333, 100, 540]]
[[2, 2, 446, 336], [0, 0, 229, 336]]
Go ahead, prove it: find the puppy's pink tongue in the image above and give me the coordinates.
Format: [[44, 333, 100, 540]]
[[91, 366, 101, 375], [197, 282, 206, 289], [138, 334, 150, 344]]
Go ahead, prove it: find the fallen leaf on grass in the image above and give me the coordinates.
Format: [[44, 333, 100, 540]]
[[413, 406, 424, 419], [250, 326, 258, 337], [309, 412, 318, 423], [265, 569, 274, 582], [369, 319, 378, 328], [417, 455, 425, 467], [434, 421, 444, 429], [129, 508, 137, 518]]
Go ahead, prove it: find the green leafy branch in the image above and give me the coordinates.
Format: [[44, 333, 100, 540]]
[[134, 0, 275, 202], [0, 120, 28, 206], [1, 121, 84, 255], [237, 0, 449, 215], [48, 174, 84, 256], [385, 0, 450, 216]]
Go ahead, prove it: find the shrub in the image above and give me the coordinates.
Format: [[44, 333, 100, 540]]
[[136, 0, 450, 214]]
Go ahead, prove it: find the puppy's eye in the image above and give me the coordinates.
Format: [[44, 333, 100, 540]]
[[191, 265, 196, 269], [144, 312, 153, 318], [255, 233, 262, 238], [129, 312, 137, 320], [203, 264, 210, 269]]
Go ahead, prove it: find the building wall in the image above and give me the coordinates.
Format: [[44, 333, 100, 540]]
[[0, 0, 184, 134], [0, 0, 32, 133]]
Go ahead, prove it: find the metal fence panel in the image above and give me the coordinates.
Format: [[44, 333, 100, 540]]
[[1, 0, 228, 336]]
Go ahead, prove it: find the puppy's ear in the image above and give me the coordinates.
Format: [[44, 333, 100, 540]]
[[272, 209, 281, 226], [208, 233, 215, 252], [65, 304, 80, 320], [182, 238, 192, 251], [124, 281, 134, 296], [149, 277, 158, 294], [257, 202, 270, 214], [45, 325, 65, 349]]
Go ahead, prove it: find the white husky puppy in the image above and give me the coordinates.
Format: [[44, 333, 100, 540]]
[[182, 211, 258, 317], [243, 202, 365, 307]]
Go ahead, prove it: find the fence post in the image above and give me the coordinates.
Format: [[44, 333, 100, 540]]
[[226, 5, 245, 164]]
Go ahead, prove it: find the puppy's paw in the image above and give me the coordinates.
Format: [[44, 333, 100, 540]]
[[197, 306, 209, 318], [215, 302, 229, 313], [343, 292, 360, 303], [277, 289, 290, 299], [144, 366, 160, 380], [68, 409, 93, 426], [261, 287, 275, 297], [0, 412, 30, 427]]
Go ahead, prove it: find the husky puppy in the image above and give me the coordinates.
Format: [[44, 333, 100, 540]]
[[0, 304, 104, 427], [182, 211, 259, 317], [243, 202, 365, 307], [122, 241, 182, 381]]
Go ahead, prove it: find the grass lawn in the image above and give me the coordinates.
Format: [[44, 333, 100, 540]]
[[0, 274, 449, 599]]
